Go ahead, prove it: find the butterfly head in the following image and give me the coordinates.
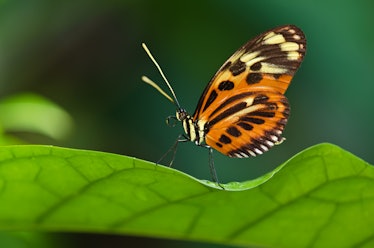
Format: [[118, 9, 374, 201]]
[[165, 108, 189, 128], [176, 108, 188, 121]]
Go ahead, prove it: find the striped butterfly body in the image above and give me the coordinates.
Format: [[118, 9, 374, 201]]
[[142, 25, 306, 183]]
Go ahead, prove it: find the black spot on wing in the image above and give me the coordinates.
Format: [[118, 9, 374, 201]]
[[266, 102, 278, 111], [202, 90, 218, 112], [221, 61, 232, 71], [246, 73, 263, 84], [243, 117, 265, 125], [250, 62, 262, 71], [218, 80, 235, 91], [253, 94, 269, 105], [229, 60, 246, 76], [273, 74, 282, 79], [237, 122, 253, 130], [249, 111, 276, 118], [219, 134, 232, 144], [226, 126, 241, 137]]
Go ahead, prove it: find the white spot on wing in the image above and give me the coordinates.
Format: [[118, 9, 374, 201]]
[[270, 135, 278, 142], [280, 42, 299, 52], [240, 152, 248, 158], [240, 51, 260, 63], [266, 140, 274, 147], [287, 51, 300, 60], [260, 62, 288, 74], [263, 31, 275, 40], [235, 153, 243, 158], [248, 150, 256, 157], [245, 56, 266, 67], [244, 97, 255, 107], [254, 148, 263, 155], [260, 145, 269, 152], [263, 34, 286, 45]]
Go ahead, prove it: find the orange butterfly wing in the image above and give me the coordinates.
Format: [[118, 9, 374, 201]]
[[192, 25, 306, 157]]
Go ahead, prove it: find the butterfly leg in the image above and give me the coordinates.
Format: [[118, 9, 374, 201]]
[[157, 134, 189, 167], [207, 147, 225, 190]]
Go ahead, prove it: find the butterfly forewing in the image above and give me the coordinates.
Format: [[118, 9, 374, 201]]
[[193, 25, 306, 157]]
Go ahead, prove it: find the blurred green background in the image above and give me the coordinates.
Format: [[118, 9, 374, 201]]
[[0, 0, 373, 247]]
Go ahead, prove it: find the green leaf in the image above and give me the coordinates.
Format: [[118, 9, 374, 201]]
[[0, 143, 373, 248], [0, 232, 63, 248], [0, 93, 73, 141]]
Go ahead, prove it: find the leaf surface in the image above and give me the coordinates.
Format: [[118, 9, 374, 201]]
[[0, 144, 373, 248]]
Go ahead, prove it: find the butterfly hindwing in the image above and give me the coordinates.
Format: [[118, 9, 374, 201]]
[[193, 25, 306, 157], [204, 90, 289, 157]]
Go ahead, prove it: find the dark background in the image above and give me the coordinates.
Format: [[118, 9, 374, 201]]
[[0, 1, 373, 247]]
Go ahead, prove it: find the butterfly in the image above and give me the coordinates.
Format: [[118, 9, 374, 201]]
[[142, 25, 306, 183]]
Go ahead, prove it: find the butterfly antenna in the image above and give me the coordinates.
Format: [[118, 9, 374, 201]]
[[141, 43, 181, 109]]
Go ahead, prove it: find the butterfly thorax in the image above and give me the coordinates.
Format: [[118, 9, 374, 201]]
[[176, 109, 206, 146]]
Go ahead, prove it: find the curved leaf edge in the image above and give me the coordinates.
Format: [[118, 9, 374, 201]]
[[200, 142, 370, 190], [0, 142, 365, 192]]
